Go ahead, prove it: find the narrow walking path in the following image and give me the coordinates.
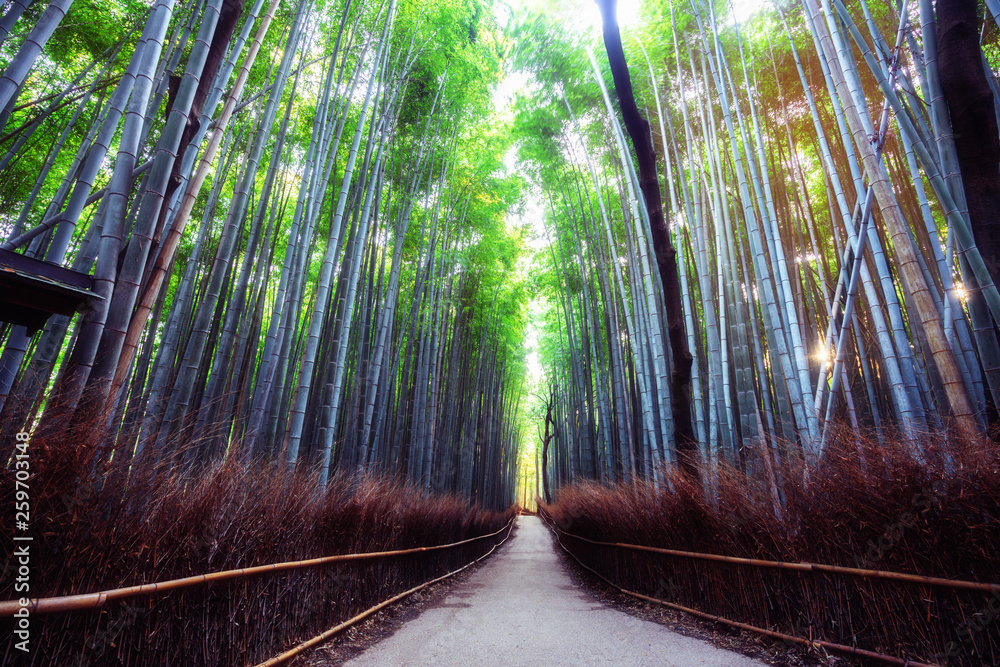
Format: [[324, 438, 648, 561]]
[[344, 516, 764, 666]]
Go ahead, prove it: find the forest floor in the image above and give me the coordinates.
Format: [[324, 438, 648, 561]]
[[301, 516, 836, 666]]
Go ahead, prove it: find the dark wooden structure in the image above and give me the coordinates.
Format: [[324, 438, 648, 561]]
[[0, 248, 98, 334]]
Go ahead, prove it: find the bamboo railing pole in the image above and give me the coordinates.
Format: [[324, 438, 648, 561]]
[[552, 528, 940, 667], [254, 517, 515, 666], [0, 517, 515, 616], [551, 525, 1000, 594]]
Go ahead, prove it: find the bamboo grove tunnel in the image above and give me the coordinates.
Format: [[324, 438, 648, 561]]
[[2, 0, 1000, 664]]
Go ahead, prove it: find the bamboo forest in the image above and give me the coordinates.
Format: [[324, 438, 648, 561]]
[[1, 0, 999, 664]]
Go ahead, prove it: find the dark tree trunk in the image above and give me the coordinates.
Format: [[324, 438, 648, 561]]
[[541, 384, 555, 504], [596, 0, 699, 481], [166, 0, 244, 195], [937, 0, 1000, 289]]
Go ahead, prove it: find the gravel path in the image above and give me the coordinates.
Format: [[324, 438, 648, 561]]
[[343, 515, 764, 666]]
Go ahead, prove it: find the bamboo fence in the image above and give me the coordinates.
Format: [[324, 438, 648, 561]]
[[0, 517, 516, 617], [539, 512, 997, 666]]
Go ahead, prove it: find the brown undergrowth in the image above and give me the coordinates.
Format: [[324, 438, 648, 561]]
[[539, 425, 1000, 666], [0, 406, 513, 666]]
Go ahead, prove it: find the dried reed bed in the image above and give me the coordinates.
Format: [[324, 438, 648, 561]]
[[0, 410, 513, 666], [540, 426, 1000, 666]]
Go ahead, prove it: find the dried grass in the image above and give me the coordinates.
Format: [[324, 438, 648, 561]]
[[540, 424, 1000, 666], [0, 405, 513, 666]]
